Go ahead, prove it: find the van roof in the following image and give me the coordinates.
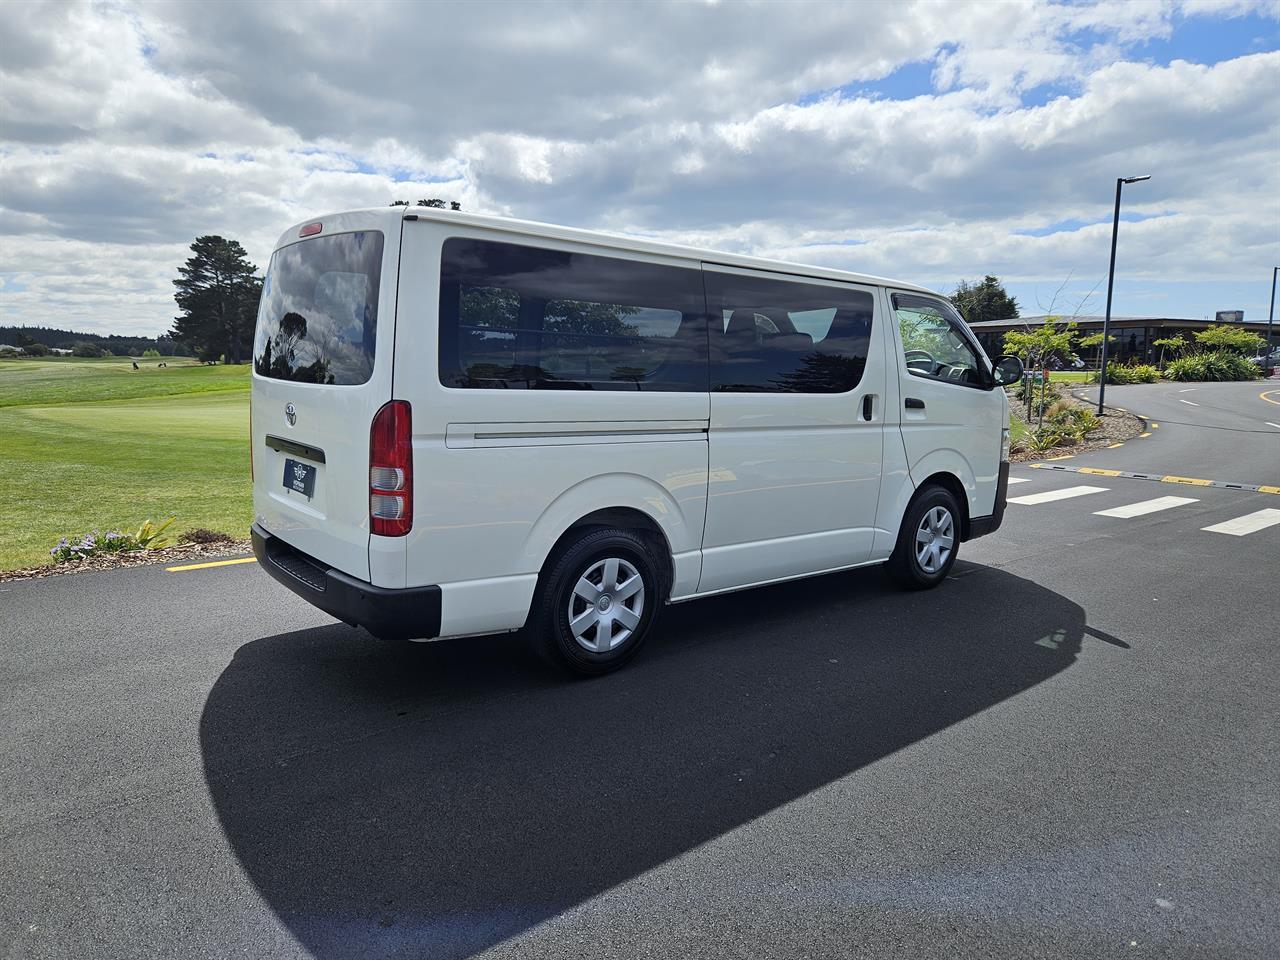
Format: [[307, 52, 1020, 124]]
[[280, 206, 938, 296]]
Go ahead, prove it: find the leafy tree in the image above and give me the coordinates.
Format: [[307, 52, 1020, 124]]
[[142, 348, 161, 358], [22, 341, 49, 356], [170, 236, 262, 364], [1151, 336, 1186, 369], [1193, 323, 1263, 355], [1003, 318, 1078, 421], [72, 340, 104, 358], [1077, 332, 1115, 350], [951, 276, 1019, 325]]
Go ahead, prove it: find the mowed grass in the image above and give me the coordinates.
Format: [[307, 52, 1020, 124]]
[[0, 356, 249, 407], [0, 358, 252, 570]]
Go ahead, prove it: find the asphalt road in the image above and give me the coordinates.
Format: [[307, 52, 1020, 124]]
[[2, 381, 1277, 960]]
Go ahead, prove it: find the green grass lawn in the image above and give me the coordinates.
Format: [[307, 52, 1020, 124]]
[[0, 358, 252, 570]]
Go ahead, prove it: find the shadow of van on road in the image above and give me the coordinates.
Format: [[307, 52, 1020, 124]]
[[200, 563, 1088, 959]]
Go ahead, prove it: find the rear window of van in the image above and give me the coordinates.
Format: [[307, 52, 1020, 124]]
[[253, 231, 384, 385]]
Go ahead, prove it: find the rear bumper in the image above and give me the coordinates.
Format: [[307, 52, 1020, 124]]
[[251, 523, 441, 639], [965, 460, 1009, 541]]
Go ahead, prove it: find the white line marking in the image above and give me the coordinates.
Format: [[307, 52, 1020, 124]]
[[1008, 485, 1109, 505], [1266, 422, 1280, 430], [1178, 388, 1196, 392], [1094, 496, 1199, 518], [1178, 399, 1199, 406], [1202, 509, 1280, 537], [1007, 477, 1031, 484]]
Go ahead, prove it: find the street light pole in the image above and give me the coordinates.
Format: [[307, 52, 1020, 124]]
[[1097, 174, 1151, 416], [1267, 266, 1278, 377]]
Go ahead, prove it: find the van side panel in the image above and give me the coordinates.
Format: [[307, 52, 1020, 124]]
[[393, 222, 710, 637], [698, 267, 887, 595]]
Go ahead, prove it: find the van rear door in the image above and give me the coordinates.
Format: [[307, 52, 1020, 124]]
[[251, 216, 399, 583]]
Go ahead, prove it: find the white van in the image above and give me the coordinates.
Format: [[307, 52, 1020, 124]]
[[250, 207, 1023, 674]]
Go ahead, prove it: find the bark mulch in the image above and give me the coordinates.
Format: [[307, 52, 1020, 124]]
[[0, 540, 253, 583], [1010, 391, 1146, 463]]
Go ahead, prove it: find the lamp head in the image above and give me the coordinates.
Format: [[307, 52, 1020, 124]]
[[1121, 175, 1152, 184]]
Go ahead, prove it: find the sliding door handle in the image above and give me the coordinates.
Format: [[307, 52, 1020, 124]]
[[861, 394, 874, 421], [904, 397, 925, 410]]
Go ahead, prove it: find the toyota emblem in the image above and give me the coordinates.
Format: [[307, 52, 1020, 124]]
[[285, 402, 296, 427]]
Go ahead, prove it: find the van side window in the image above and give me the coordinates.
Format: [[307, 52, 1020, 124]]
[[705, 271, 873, 393], [439, 238, 707, 391], [892, 294, 989, 389]]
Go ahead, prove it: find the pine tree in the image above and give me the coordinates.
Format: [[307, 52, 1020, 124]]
[[171, 236, 262, 364], [950, 276, 1019, 325]]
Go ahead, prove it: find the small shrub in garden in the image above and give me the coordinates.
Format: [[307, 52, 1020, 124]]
[[178, 528, 234, 545], [1091, 363, 1159, 384], [1165, 352, 1261, 382], [1026, 428, 1065, 453], [49, 518, 175, 564]]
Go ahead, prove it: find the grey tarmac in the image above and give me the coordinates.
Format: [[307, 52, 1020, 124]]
[[1, 381, 1276, 960]]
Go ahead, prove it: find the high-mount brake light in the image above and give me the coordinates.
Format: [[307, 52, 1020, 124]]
[[369, 401, 412, 536], [298, 222, 323, 237]]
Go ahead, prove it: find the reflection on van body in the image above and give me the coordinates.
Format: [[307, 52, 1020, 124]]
[[250, 207, 1022, 674]]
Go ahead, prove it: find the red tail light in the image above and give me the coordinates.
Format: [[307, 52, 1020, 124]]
[[369, 400, 412, 536]]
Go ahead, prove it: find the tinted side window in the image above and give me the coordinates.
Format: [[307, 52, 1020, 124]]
[[892, 294, 989, 389], [706, 272, 873, 393], [439, 238, 707, 391]]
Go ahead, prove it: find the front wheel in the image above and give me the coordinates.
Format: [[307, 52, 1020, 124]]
[[527, 527, 661, 676], [885, 486, 960, 589]]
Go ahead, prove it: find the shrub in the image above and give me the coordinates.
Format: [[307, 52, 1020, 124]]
[[22, 341, 50, 356], [1164, 352, 1262, 382], [1026, 428, 1065, 453], [71, 340, 105, 358], [1089, 363, 1159, 384], [142, 348, 161, 358], [49, 518, 175, 564], [0, 347, 18, 358], [178, 527, 234, 545]]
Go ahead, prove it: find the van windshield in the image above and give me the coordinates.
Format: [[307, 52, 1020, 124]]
[[253, 231, 384, 385]]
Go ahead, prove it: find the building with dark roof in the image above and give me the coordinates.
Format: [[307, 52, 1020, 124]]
[[967, 315, 1275, 364]]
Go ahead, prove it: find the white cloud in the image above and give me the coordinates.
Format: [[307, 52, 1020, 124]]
[[1, 0, 1278, 336]]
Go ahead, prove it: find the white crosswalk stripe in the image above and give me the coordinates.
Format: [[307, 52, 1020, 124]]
[[1201, 509, 1280, 537], [1008, 485, 1108, 505], [1094, 496, 1199, 518], [1007, 477, 1031, 484]]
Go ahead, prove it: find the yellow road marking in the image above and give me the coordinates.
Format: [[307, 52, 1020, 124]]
[[1260, 485, 1280, 495], [1261, 390, 1280, 406], [1162, 475, 1212, 487], [1030, 463, 1044, 469], [1079, 467, 1122, 476], [1151, 423, 1160, 428], [1107, 442, 1125, 448], [1139, 432, 1151, 438], [1046, 454, 1075, 461], [166, 557, 256, 572]]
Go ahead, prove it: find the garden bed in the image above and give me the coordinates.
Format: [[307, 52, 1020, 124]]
[[1010, 390, 1145, 462], [0, 539, 252, 582]]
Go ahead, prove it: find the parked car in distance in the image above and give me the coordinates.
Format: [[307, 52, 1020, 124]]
[[1248, 348, 1280, 367], [249, 207, 1023, 674]]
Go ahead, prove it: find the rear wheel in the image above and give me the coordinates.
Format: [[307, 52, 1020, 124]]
[[886, 485, 960, 589], [528, 527, 661, 676]]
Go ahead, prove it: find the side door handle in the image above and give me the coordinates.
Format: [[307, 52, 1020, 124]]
[[905, 397, 925, 410], [862, 394, 874, 421]]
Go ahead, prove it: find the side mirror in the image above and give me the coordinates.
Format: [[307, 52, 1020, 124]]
[[991, 355, 1024, 387]]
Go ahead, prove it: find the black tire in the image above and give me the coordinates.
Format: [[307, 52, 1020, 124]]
[[885, 485, 961, 590], [527, 527, 662, 676]]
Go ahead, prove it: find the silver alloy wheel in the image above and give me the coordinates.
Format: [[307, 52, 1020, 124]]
[[915, 505, 955, 574], [567, 557, 646, 653]]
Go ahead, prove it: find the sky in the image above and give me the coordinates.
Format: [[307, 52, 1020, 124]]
[[1, 0, 1278, 338]]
